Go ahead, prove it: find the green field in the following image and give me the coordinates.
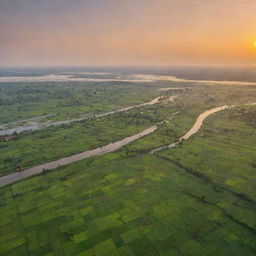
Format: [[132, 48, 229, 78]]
[[0, 81, 160, 125], [0, 78, 256, 256]]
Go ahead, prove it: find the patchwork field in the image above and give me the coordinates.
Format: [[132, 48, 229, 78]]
[[0, 73, 256, 256]]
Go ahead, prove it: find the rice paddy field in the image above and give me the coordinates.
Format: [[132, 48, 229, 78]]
[[0, 71, 256, 256]]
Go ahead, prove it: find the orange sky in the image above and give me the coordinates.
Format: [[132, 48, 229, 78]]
[[0, 0, 256, 66]]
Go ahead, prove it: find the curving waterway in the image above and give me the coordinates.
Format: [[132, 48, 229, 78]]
[[0, 95, 176, 136], [151, 103, 256, 154], [0, 125, 159, 187], [150, 106, 229, 153], [0, 102, 255, 187]]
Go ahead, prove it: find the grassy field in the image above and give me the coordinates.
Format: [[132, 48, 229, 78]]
[[0, 81, 159, 125], [0, 79, 256, 255], [157, 105, 256, 202], [2, 82, 255, 177], [0, 107, 255, 255], [0, 97, 180, 177]]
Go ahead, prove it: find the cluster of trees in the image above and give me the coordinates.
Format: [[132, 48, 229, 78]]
[[229, 108, 256, 127]]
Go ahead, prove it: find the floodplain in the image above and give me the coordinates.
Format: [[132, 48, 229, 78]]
[[0, 69, 256, 256]]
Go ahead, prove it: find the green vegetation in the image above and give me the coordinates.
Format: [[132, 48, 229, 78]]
[[0, 104, 177, 176], [0, 81, 158, 125], [0, 77, 256, 255], [158, 105, 256, 202]]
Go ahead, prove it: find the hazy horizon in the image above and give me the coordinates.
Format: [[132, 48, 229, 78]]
[[1, 0, 256, 66]]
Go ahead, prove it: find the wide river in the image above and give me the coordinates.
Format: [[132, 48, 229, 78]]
[[0, 73, 256, 86], [1, 102, 255, 187], [0, 125, 159, 187]]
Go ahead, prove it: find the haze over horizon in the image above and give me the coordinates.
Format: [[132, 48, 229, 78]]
[[1, 0, 256, 67]]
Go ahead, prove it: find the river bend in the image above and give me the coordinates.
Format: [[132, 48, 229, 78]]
[[0, 102, 255, 187]]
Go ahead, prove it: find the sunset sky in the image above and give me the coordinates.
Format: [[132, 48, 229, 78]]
[[0, 0, 256, 66]]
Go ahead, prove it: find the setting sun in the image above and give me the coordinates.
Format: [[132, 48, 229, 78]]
[[1, 1, 256, 255]]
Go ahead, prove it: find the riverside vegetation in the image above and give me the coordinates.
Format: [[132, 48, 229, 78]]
[[0, 73, 256, 256]]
